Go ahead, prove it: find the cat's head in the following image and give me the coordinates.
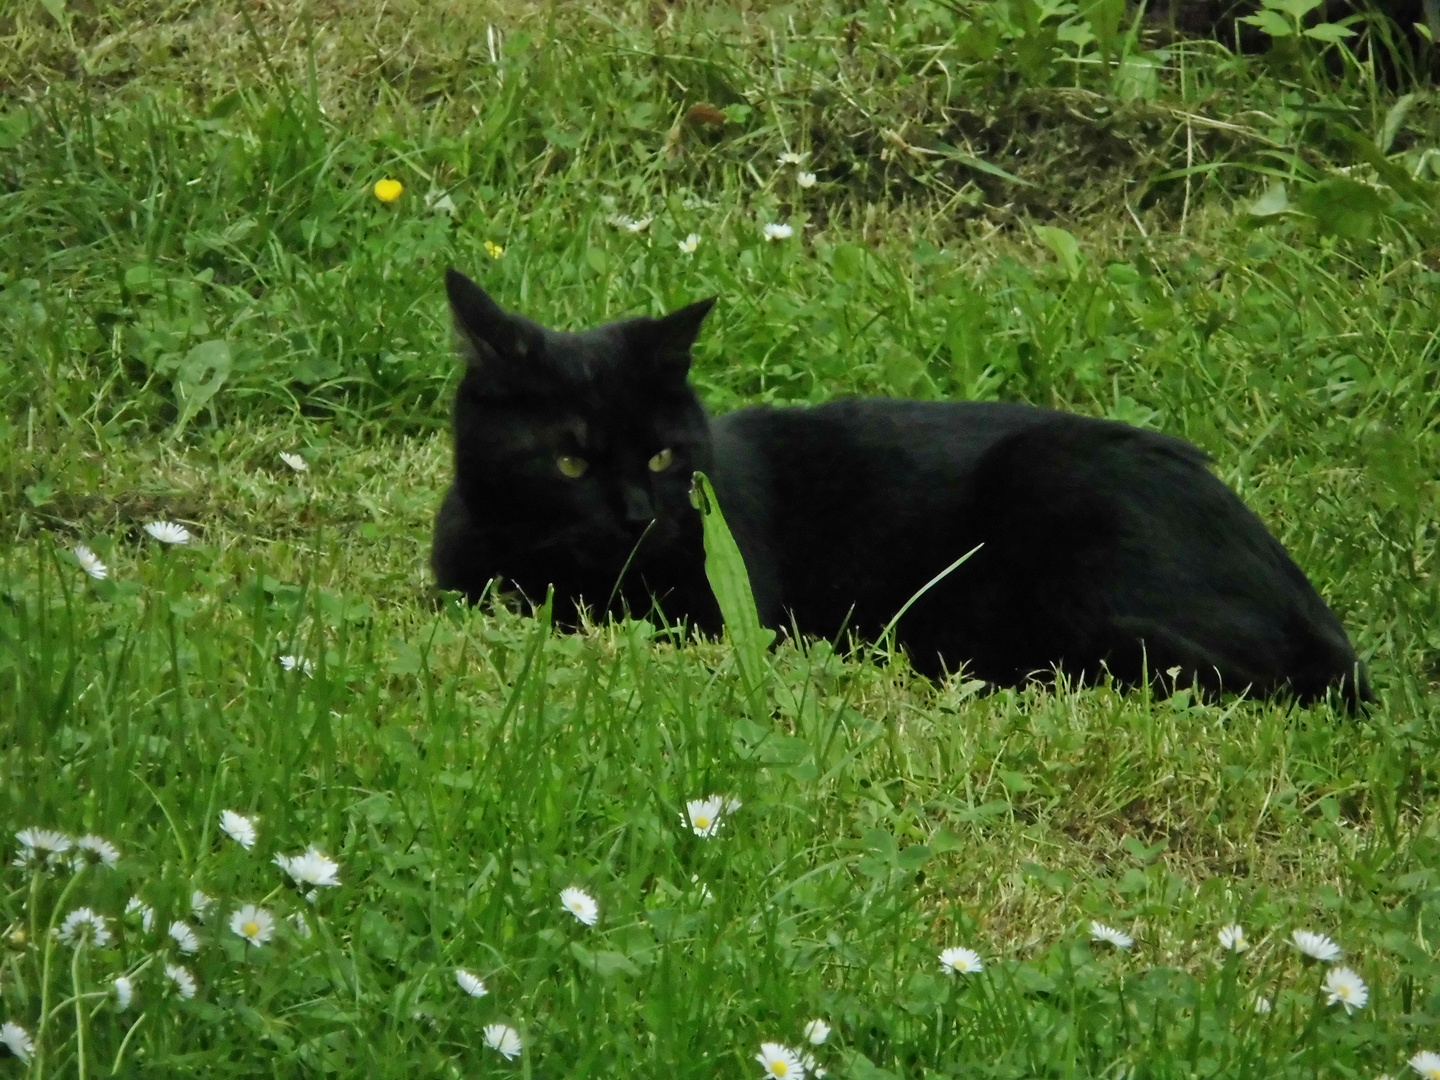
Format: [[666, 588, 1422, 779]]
[[444, 267, 715, 573]]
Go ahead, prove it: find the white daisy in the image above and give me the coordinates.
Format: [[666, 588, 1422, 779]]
[[685, 796, 727, 837], [191, 890, 215, 917], [1291, 929, 1342, 962], [72, 834, 120, 868], [1218, 924, 1249, 952], [143, 521, 192, 545], [1323, 966, 1368, 1013], [455, 969, 488, 997], [279, 452, 309, 472], [756, 1041, 805, 1078], [483, 1023, 522, 1060], [1090, 921, 1133, 949], [113, 975, 134, 1011], [939, 946, 984, 975], [74, 544, 108, 580], [288, 912, 313, 939], [678, 232, 701, 254], [763, 222, 794, 242], [560, 886, 599, 926], [611, 214, 652, 233], [168, 920, 199, 954], [1254, 995, 1273, 1015], [796, 171, 817, 188], [16, 827, 71, 857], [163, 962, 196, 1000], [58, 907, 111, 948], [274, 847, 341, 888], [219, 809, 257, 849], [1410, 1051, 1440, 1079], [777, 151, 807, 166], [229, 904, 274, 946], [278, 654, 315, 677], [124, 896, 155, 932], [803, 1019, 830, 1045], [0, 1022, 34, 1064]]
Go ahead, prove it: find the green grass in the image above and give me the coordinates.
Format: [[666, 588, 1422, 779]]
[[2, 0, 1440, 1076]]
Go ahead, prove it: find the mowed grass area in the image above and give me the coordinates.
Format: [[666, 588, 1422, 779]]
[[2, 0, 1440, 1076]]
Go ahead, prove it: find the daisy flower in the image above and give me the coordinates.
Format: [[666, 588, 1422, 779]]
[[456, 969, 488, 997], [168, 920, 199, 954], [939, 946, 984, 975], [685, 796, 727, 837], [763, 222, 794, 242], [72, 834, 120, 868], [483, 1023, 522, 1060], [1090, 921, 1133, 949], [373, 178, 403, 203], [560, 886, 599, 926], [678, 233, 701, 255], [143, 521, 192, 545], [230, 904, 275, 946], [1410, 1052, 1440, 1079], [1323, 966, 1368, 1013], [124, 896, 155, 933], [796, 171, 817, 188], [163, 962, 196, 1000], [191, 890, 215, 917], [74, 544, 108, 580], [274, 847, 341, 888], [612, 214, 652, 233], [58, 907, 111, 948], [778, 151, 807, 166], [1291, 929, 1341, 962], [15, 827, 72, 863], [756, 1041, 805, 1078], [1218, 924, 1249, 952], [279, 654, 315, 677], [0, 1022, 33, 1064], [113, 975, 134, 1011], [220, 809, 257, 849], [803, 1019, 830, 1045], [279, 452, 309, 473]]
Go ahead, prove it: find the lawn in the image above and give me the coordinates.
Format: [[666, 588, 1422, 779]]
[[2, 0, 1439, 1077]]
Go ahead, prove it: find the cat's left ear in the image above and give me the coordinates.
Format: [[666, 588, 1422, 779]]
[[626, 298, 716, 375]]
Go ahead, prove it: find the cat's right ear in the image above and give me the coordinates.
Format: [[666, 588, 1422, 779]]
[[445, 268, 529, 369]]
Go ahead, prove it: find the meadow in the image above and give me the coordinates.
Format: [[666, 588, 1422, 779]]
[[2, 0, 1440, 1076]]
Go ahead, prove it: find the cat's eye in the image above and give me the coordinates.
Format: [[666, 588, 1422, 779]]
[[648, 448, 675, 473], [555, 454, 589, 479]]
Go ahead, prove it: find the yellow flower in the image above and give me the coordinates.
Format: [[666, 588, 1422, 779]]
[[484, 240, 505, 259], [373, 178, 403, 203]]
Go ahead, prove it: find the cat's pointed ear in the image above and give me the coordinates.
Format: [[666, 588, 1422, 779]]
[[626, 297, 715, 375], [445, 268, 534, 369]]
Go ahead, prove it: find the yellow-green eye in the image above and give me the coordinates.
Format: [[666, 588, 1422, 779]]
[[648, 448, 675, 473], [556, 454, 588, 478]]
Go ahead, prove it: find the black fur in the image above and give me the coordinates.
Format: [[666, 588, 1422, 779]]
[[432, 269, 1371, 709]]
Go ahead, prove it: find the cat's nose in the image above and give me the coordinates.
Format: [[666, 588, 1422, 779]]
[[622, 484, 655, 524]]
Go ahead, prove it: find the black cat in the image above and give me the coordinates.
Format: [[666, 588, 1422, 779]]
[[432, 268, 1370, 709]]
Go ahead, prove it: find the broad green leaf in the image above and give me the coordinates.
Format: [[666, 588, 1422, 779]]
[[1303, 22, 1356, 42], [691, 472, 774, 715], [1240, 9, 1295, 37], [1034, 224, 1083, 280], [1296, 177, 1390, 239], [1378, 93, 1416, 154], [172, 339, 232, 435]]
